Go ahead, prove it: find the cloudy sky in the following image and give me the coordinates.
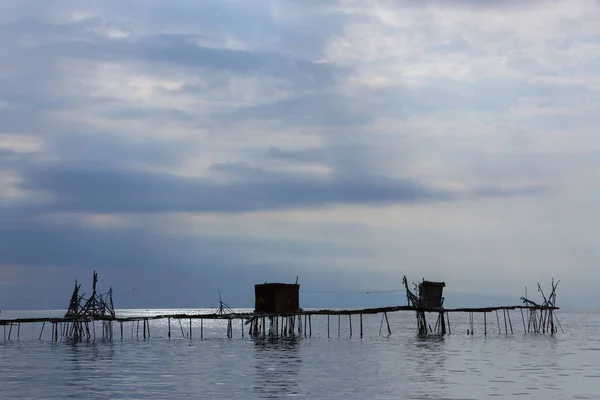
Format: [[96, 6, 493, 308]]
[[1, 0, 599, 310]]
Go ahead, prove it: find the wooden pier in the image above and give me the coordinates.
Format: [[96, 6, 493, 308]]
[[0, 273, 562, 342]]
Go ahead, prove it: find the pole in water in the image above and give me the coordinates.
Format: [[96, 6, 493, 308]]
[[189, 318, 192, 339], [360, 314, 363, 338], [384, 312, 392, 336], [304, 315, 307, 337], [327, 315, 330, 338], [349, 315, 352, 337], [168, 318, 171, 339], [201, 318, 204, 339], [484, 312, 487, 336], [496, 310, 501, 334], [338, 315, 341, 338], [39, 321, 46, 340]]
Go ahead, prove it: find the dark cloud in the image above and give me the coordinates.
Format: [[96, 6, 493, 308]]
[[0, 214, 373, 309], [14, 161, 451, 214], [264, 146, 325, 163]]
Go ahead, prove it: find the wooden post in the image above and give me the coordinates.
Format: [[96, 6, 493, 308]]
[[384, 312, 391, 336], [309, 315, 312, 337], [496, 310, 500, 334], [17, 323, 20, 341], [520, 308, 526, 333], [360, 314, 363, 338], [178, 319, 184, 338], [440, 312, 446, 336], [327, 315, 330, 338], [503, 309, 508, 334], [39, 321, 46, 340], [201, 318, 204, 339], [447, 312, 451, 335], [304, 315, 307, 337], [262, 317, 266, 338], [484, 312, 487, 336], [168, 318, 171, 338], [189, 318, 192, 339], [338, 315, 341, 338], [507, 310, 513, 334], [120, 321, 123, 341], [349, 315, 352, 337]]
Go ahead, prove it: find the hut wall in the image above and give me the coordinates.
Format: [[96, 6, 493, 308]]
[[255, 283, 300, 313]]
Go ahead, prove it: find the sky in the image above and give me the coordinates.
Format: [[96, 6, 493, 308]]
[[0, 0, 599, 310]]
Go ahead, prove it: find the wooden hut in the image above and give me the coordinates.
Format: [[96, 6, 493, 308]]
[[254, 283, 300, 314], [418, 280, 445, 308]]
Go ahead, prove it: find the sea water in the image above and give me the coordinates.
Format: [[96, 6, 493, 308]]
[[0, 309, 597, 399]]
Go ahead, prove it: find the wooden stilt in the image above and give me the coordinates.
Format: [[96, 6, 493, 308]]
[[360, 314, 363, 338], [384, 312, 391, 336], [349, 315, 352, 337], [304, 315, 307, 337], [168, 318, 171, 339], [496, 310, 500, 334], [440, 312, 446, 336], [178, 319, 184, 338], [327, 315, 330, 338], [484, 312, 487, 336], [39, 321, 46, 340]]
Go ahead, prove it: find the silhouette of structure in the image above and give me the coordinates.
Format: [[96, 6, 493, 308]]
[[0, 273, 562, 342]]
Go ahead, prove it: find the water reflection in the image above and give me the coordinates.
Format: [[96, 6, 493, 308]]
[[253, 337, 302, 398], [410, 336, 448, 389]]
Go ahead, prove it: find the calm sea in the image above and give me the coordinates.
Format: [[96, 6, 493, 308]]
[[0, 308, 597, 399]]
